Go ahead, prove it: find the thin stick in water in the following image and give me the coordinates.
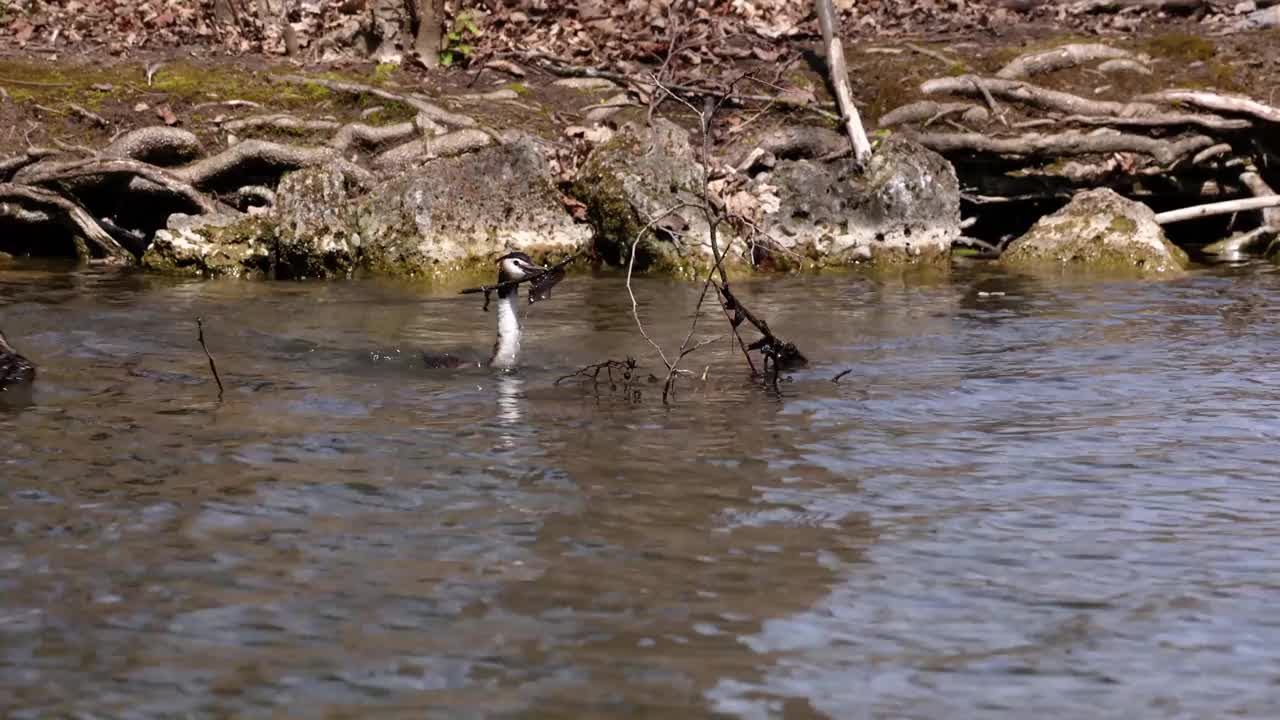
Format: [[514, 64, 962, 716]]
[[196, 317, 224, 400]]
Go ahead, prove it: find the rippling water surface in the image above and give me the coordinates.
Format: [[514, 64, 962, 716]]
[[3, 260, 1280, 718]]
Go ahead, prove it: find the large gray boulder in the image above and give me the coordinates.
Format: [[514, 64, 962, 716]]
[[571, 119, 717, 273], [752, 135, 959, 267], [1001, 188, 1189, 276], [142, 211, 272, 278], [143, 140, 590, 278], [573, 122, 959, 272], [356, 138, 590, 274]]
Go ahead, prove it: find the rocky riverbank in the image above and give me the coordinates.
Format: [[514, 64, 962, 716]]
[[2, 24, 1279, 279]]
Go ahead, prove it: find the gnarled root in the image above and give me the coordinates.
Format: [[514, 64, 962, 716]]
[[0, 148, 59, 182], [269, 74, 478, 129], [996, 44, 1138, 79], [1137, 89, 1280, 125], [371, 129, 493, 170], [913, 131, 1212, 165], [13, 157, 220, 215], [0, 183, 133, 263], [104, 127, 203, 166], [922, 75, 1158, 118], [329, 121, 419, 152], [174, 139, 375, 191]]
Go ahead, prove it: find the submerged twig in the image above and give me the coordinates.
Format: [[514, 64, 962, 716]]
[[196, 317, 224, 400]]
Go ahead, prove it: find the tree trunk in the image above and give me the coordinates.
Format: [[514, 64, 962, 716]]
[[409, 0, 444, 68]]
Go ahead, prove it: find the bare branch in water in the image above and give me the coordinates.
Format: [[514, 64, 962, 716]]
[[831, 368, 854, 383], [555, 356, 645, 402], [196, 317, 224, 400]]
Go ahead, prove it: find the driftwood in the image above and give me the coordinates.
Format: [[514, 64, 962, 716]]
[[996, 44, 1137, 79], [0, 183, 132, 262]]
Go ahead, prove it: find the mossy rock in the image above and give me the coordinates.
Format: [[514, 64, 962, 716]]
[[355, 139, 590, 275], [754, 135, 959, 268], [142, 213, 272, 278], [570, 119, 731, 274], [1001, 188, 1189, 277]]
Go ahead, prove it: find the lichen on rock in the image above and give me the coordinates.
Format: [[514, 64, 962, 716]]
[[1000, 188, 1189, 276], [143, 139, 590, 279], [356, 138, 591, 274], [142, 212, 272, 278], [751, 135, 960, 268], [571, 119, 721, 273]]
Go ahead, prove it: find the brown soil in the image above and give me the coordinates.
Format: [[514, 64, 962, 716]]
[[2, 22, 1276, 159]]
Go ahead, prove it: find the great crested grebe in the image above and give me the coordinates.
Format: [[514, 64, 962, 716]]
[[423, 251, 555, 370], [0, 329, 36, 390]]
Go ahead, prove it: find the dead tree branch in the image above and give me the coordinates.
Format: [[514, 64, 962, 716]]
[[815, 0, 872, 165], [1154, 196, 1280, 225]]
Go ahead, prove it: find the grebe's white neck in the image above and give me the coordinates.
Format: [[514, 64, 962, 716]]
[[489, 288, 521, 369]]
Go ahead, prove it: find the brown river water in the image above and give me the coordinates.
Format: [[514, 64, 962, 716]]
[[3, 260, 1280, 718]]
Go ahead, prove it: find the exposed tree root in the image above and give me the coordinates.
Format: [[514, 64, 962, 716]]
[[996, 44, 1137, 79], [329, 121, 419, 152], [0, 148, 59, 181], [13, 157, 220, 215], [1073, 0, 1206, 12], [173, 139, 375, 191], [1191, 143, 1233, 165], [269, 74, 478, 129], [913, 130, 1212, 164], [1098, 59, 1153, 76], [1137, 89, 1280, 125], [0, 183, 132, 263], [221, 114, 342, 133], [1060, 113, 1250, 132], [922, 76, 1157, 117], [221, 184, 276, 211], [879, 101, 976, 127], [371, 128, 493, 169], [104, 126, 203, 166]]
